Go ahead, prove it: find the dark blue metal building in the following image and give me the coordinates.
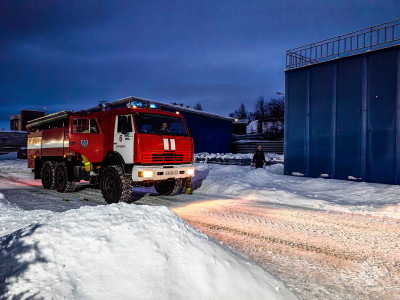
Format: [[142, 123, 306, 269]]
[[161, 103, 232, 153], [284, 19, 400, 184], [89, 96, 233, 154]]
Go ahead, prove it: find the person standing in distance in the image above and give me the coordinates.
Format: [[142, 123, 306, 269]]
[[253, 145, 266, 168]]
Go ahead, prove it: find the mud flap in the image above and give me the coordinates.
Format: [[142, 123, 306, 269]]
[[185, 177, 192, 195]]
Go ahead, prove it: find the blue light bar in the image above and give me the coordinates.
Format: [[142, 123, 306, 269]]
[[149, 103, 159, 109], [133, 101, 144, 107]]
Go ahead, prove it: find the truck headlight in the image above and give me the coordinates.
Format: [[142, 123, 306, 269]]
[[187, 168, 195, 175], [139, 171, 153, 178]]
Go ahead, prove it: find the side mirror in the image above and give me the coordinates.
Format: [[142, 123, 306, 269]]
[[188, 128, 193, 137]]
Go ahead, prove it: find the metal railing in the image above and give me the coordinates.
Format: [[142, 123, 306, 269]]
[[286, 19, 400, 69]]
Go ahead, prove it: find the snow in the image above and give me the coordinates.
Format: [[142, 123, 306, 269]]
[[246, 121, 283, 134], [88, 96, 233, 121], [2, 153, 400, 298], [194, 152, 283, 162], [0, 203, 296, 300], [0, 156, 297, 299], [247, 120, 258, 133], [194, 163, 400, 219], [233, 139, 264, 143], [0, 152, 19, 161]]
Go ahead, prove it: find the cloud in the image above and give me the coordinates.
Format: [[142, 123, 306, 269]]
[[0, 0, 399, 130]]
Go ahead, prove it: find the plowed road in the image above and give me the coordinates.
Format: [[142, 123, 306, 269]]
[[172, 198, 400, 300], [1, 170, 399, 299]]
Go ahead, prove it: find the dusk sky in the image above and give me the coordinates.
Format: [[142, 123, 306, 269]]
[[1, 0, 399, 130]]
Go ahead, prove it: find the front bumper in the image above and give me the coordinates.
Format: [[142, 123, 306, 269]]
[[131, 164, 195, 182]]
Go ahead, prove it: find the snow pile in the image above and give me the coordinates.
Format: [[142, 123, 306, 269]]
[[194, 152, 283, 162], [0, 202, 297, 300], [194, 163, 400, 219], [0, 152, 19, 161], [0, 152, 31, 177], [246, 121, 283, 134], [247, 120, 258, 133]]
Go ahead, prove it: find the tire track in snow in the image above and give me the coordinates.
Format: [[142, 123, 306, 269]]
[[173, 200, 400, 300]]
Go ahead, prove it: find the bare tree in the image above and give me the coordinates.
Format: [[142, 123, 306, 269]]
[[266, 97, 284, 123], [252, 96, 268, 133], [229, 103, 248, 120]]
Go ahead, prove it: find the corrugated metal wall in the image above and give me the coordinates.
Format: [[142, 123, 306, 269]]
[[0, 131, 27, 154], [285, 45, 400, 184], [232, 141, 284, 154], [162, 108, 232, 153]]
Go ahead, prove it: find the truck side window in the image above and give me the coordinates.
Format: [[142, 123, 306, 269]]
[[117, 115, 133, 133], [89, 119, 99, 134], [73, 119, 89, 133], [170, 121, 185, 135]]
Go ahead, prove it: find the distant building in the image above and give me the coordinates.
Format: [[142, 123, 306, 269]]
[[10, 110, 45, 131]]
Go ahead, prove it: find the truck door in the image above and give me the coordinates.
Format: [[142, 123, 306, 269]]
[[113, 114, 134, 164], [69, 117, 104, 162]]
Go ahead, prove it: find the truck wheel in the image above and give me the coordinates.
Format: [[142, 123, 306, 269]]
[[101, 165, 134, 204], [41, 161, 56, 189], [155, 178, 183, 196], [55, 162, 76, 193]]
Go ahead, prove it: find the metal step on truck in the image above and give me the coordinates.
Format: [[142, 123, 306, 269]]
[[26, 100, 195, 203]]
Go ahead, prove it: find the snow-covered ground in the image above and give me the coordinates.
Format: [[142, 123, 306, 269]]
[[194, 152, 284, 163], [0, 153, 297, 300], [2, 152, 400, 299], [0, 204, 296, 300], [194, 163, 400, 219]]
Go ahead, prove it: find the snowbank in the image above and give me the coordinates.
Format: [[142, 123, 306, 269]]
[[0, 152, 18, 161], [194, 152, 283, 162], [246, 121, 283, 134], [0, 202, 297, 300], [194, 163, 400, 219], [247, 120, 258, 133]]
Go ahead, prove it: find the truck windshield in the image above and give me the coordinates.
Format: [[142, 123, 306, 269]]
[[134, 113, 188, 136]]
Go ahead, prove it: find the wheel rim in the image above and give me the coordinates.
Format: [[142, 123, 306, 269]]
[[104, 174, 118, 199], [43, 167, 51, 186], [56, 168, 66, 189]]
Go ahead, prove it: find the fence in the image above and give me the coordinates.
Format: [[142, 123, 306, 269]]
[[0, 131, 27, 155], [286, 19, 400, 69], [232, 140, 284, 154]]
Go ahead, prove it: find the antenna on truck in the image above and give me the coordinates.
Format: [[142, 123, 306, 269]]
[[99, 100, 107, 111]]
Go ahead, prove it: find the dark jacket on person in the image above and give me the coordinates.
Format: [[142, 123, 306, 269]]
[[253, 149, 266, 168]]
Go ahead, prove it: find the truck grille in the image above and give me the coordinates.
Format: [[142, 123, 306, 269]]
[[152, 153, 184, 162]]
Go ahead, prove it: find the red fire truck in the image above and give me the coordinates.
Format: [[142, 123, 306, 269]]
[[26, 101, 195, 203]]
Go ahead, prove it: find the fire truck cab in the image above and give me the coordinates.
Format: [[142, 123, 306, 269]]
[[27, 101, 195, 203]]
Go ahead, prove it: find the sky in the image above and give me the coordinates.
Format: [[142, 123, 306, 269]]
[[0, 0, 399, 130]]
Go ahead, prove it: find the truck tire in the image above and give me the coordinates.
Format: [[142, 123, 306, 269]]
[[55, 162, 76, 193], [101, 165, 135, 204], [155, 178, 183, 196], [41, 161, 56, 189]]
